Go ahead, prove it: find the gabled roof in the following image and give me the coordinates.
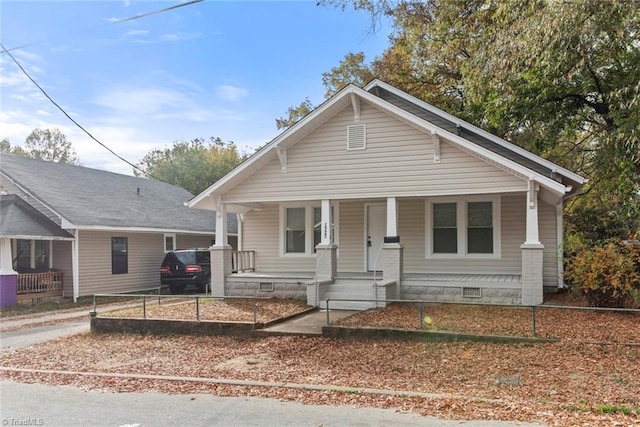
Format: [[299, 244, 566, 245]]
[[0, 194, 74, 240], [0, 153, 237, 234], [189, 80, 585, 211]]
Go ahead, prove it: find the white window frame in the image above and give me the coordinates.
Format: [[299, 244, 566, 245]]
[[164, 233, 176, 253], [425, 195, 501, 259], [279, 202, 339, 257]]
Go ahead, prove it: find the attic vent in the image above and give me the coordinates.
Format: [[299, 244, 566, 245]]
[[347, 124, 366, 151], [259, 282, 274, 292], [462, 287, 482, 298]]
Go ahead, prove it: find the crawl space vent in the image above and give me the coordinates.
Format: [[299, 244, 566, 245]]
[[462, 287, 482, 298], [347, 124, 366, 150], [259, 282, 274, 292]]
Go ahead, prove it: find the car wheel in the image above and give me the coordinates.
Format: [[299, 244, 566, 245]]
[[169, 284, 186, 294]]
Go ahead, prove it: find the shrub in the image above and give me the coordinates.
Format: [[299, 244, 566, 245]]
[[565, 239, 640, 308]]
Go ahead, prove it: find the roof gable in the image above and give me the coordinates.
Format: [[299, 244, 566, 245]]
[[189, 81, 585, 211]]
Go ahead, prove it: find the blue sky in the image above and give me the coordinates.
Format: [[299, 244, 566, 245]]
[[0, 0, 391, 175]]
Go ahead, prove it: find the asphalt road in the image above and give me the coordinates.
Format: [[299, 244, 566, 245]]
[[0, 381, 544, 427]]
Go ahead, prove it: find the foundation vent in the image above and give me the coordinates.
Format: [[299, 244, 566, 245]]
[[461, 287, 482, 298], [259, 282, 274, 292]]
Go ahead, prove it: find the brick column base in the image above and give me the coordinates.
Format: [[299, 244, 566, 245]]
[[314, 244, 337, 281], [209, 245, 233, 298], [383, 243, 403, 299], [521, 243, 544, 305]]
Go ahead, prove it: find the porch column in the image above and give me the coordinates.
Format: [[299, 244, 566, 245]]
[[521, 179, 544, 305], [210, 201, 233, 298], [0, 238, 17, 308], [315, 199, 337, 281], [383, 197, 402, 299]]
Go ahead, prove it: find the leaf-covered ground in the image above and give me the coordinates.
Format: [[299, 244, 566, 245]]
[[99, 298, 310, 323], [1, 295, 639, 426]]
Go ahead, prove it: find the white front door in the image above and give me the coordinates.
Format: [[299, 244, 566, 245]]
[[366, 204, 386, 271]]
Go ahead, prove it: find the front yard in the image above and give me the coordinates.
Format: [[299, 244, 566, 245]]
[[1, 294, 639, 426]]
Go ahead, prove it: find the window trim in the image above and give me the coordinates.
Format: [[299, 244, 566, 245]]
[[425, 195, 501, 259], [164, 233, 176, 253], [279, 202, 339, 257]]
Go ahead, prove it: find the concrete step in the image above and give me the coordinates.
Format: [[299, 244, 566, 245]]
[[319, 299, 374, 310]]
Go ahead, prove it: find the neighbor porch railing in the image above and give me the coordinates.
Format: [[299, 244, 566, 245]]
[[232, 250, 255, 273], [17, 271, 64, 295]]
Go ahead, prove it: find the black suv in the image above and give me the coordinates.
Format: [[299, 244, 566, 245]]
[[160, 249, 211, 294]]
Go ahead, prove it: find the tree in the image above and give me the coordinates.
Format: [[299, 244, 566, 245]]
[[275, 98, 316, 130], [136, 137, 247, 195], [316, 0, 640, 242], [0, 138, 26, 156], [24, 128, 80, 164]]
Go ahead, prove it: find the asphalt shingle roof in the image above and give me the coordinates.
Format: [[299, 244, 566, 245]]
[[0, 154, 236, 234], [0, 194, 73, 239]]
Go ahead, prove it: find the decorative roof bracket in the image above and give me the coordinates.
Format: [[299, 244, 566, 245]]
[[350, 93, 360, 122], [431, 130, 441, 163], [276, 146, 287, 172]]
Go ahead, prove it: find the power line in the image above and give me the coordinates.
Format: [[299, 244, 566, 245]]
[[0, 42, 156, 179], [1, 0, 204, 54]]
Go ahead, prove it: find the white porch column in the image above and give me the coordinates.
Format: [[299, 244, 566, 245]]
[[521, 179, 544, 305], [0, 238, 18, 308], [210, 201, 233, 298], [383, 197, 402, 301], [315, 199, 337, 282]]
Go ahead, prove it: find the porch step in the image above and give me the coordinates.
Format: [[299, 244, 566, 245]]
[[318, 279, 378, 310]]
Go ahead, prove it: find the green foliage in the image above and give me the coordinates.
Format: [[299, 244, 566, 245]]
[[318, 0, 640, 242], [24, 128, 80, 164], [275, 98, 316, 130], [0, 138, 27, 156], [565, 239, 640, 308], [136, 137, 247, 195]]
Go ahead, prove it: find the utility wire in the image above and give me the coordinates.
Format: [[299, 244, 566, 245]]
[[0, 42, 157, 179], [2, 0, 204, 54]]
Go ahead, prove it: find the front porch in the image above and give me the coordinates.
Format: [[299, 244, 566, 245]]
[[224, 270, 523, 310], [16, 271, 64, 304]]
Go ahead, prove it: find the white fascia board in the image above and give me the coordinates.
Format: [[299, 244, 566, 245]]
[[0, 234, 75, 241], [365, 80, 586, 185], [188, 85, 360, 210], [72, 225, 232, 235], [356, 88, 568, 196]]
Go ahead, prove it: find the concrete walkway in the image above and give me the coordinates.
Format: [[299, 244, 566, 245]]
[[261, 309, 358, 335]]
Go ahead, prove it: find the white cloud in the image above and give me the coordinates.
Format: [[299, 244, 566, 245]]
[[36, 109, 50, 116], [158, 32, 201, 42], [125, 29, 149, 37], [93, 87, 187, 115], [216, 85, 249, 102]]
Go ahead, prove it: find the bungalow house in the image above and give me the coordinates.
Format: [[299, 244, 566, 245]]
[[188, 80, 585, 309], [0, 153, 237, 305]]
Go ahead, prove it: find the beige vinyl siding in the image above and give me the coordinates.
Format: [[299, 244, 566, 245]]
[[242, 204, 316, 272], [176, 234, 214, 250], [239, 195, 560, 279], [224, 103, 527, 203], [53, 240, 73, 297], [539, 200, 559, 289], [76, 231, 164, 296]]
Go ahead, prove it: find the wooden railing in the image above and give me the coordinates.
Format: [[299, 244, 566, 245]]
[[231, 250, 255, 273], [17, 271, 64, 295]]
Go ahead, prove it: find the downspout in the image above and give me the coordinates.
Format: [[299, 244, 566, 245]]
[[72, 231, 79, 302]]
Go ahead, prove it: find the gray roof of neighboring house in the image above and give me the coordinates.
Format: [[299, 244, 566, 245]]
[[0, 194, 74, 239], [0, 153, 236, 234]]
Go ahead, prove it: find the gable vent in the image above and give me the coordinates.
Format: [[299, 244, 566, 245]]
[[347, 124, 366, 151]]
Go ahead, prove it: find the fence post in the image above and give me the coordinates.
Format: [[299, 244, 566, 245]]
[[143, 295, 146, 319], [531, 306, 537, 337], [326, 299, 330, 325], [419, 301, 424, 330], [253, 298, 257, 324], [196, 296, 200, 321]]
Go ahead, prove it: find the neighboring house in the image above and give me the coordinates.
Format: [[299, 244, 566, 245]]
[[0, 153, 237, 302], [188, 80, 585, 309]]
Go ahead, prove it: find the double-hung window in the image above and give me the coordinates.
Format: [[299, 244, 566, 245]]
[[427, 196, 500, 257], [281, 204, 338, 256]]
